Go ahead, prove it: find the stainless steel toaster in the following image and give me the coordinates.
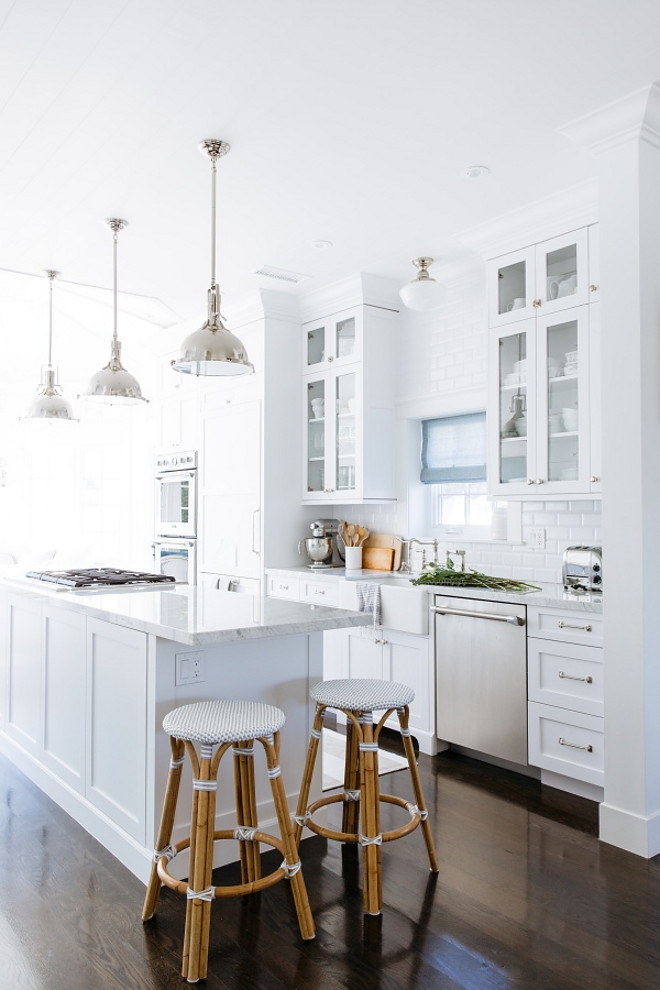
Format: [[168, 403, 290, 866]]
[[562, 545, 603, 592]]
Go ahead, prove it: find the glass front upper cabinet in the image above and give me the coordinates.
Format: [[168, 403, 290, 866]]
[[537, 310, 590, 489], [495, 327, 533, 488], [488, 229, 590, 327], [305, 378, 326, 494], [335, 370, 356, 494], [304, 311, 358, 370]]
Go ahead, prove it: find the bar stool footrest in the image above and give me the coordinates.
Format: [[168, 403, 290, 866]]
[[304, 792, 423, 844], [156, 830, 295, 898]]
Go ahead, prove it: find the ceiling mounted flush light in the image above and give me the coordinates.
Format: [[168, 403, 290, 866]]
[[172, 139, 253, 377], [23, 270, 78, 422], [82, 219, 148, 404], [463, 164, 490, 179], [399, 257, 444, 312]]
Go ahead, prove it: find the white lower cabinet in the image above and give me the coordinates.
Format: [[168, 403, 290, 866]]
[[527, 605, 603, 789], [86, 618, 148, 843], [325, 624, 435, 754], [267, 572, 435, 754], [1, 595, 149, 844]]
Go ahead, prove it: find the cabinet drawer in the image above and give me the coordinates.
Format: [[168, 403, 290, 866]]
[[300, 580, 340, 607], [528, 638, 603, 717], [267, 575, 300, 601], [528, 701, 603, 785], [527, 605, 603, 646]]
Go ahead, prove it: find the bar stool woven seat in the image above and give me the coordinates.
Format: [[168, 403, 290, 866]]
[[294, 677, 438, 916], [143, 699, 315, 983], [163, 699, 285, 744], [312, 678, 415, 712]]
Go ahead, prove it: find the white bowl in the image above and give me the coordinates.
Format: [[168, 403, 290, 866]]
[[562, 408, 579, 431]]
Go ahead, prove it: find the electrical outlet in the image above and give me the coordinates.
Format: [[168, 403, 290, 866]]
[[175, 651, 204, 685], [529, 527, 546, 550]]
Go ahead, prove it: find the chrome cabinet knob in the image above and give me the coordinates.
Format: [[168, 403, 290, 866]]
[[533, 299, 542, 308], [589, 284, 599, 292], [526, 478, 535, 485], [590, 476, 599, 483], [536, 478, 544, 485]]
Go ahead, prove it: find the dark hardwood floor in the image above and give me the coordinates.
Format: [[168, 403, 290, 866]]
[[1, 744, 660, 989]]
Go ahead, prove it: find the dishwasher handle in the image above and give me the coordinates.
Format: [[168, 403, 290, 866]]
[[430, 604, 525, 627]]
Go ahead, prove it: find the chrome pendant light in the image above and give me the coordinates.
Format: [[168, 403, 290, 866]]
[[171, 139, 253, 376], [82, 218, 148, 404], [399, 257, 444, 312], [23, 270, 78, 422]]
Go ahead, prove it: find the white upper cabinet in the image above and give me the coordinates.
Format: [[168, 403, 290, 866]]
[[487, 225, 600, 498], [488, 228, 591, 328], [302, 299, 397, 504]]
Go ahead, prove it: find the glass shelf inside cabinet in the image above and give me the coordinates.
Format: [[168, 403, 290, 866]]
[[498, 260, 527, 317]]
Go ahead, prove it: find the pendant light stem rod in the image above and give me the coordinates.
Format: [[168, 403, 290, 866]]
[[113, 228, 118, 341], [210, 155, 217, 289], [48, 274, 54, 366]]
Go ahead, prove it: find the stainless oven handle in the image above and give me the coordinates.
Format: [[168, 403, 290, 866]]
[[430, 604, 525, 627]]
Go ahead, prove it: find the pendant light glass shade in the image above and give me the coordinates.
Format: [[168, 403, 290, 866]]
[[172, 139, 253, 377], [23, 270, 78, 422], [399, 257, 444, 312], [82, 219, 148, 404]]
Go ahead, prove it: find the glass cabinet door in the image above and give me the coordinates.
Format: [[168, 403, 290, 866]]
[[335, 370, 356, 494], [305, 323, 326, 369], [305, 378, 326, 494], [488, 247, 534, 326], [495, 326, 534, 488], [535, 229, 589, 312], [334, 315, 356, 363], [537, 310, 589, 488]]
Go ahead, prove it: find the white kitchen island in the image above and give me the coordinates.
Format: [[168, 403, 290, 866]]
[[0, 580, 372, 882]]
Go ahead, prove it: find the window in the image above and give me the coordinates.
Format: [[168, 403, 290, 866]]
[[421, 413, 493, 536]]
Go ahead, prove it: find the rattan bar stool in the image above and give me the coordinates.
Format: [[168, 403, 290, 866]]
[[142, 699, 315, 983], [294, 678, 439, 916]]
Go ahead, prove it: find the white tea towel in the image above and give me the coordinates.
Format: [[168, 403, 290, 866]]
[[355, 581, 381, 626]]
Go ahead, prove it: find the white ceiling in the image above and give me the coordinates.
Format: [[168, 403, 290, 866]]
[[1, 0, 660, 372]]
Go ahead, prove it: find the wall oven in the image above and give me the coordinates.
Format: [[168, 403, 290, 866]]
[[155, 450, 197, 538], [153, 538, 197, 585]]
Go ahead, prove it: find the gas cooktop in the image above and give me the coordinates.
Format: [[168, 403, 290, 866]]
[[25, 567, 176, 589]]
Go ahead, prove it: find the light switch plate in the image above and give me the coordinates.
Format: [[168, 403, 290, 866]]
[[529, 527, 546, 550]]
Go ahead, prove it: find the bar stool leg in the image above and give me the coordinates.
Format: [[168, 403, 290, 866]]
[[233, 739, 261, 883], [293, 705, 324, 847], [142, 736, 185, 922], [262, 732, 315, 941], [359, 718, 383, 915], [182, 742, 218, 983], [341, 714, 361, 836], [397, 706, 439, 873]]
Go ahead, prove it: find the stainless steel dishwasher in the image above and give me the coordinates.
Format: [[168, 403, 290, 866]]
[[432, 595, 528, 765]]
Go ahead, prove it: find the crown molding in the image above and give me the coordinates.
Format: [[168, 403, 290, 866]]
[[559, 82, 660, 155], [460, 179, 599, 260], [297, 272, 400, 323]]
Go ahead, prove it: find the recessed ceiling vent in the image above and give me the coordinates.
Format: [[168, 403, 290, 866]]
[[254, 265, 311, 284]]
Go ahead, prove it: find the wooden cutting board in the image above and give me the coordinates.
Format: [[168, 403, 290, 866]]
[[361, 546, 396, 571], [363, 534, 403, 571]]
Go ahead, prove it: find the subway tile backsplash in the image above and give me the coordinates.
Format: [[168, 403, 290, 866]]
[[333, 499, 601, 586]]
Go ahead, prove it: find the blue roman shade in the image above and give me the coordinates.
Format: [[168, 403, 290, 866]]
[[420, 412, 487, 484]]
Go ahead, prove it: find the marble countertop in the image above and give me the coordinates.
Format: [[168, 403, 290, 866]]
[[1, 577, 373, 646], [265, 566, 603, 613]]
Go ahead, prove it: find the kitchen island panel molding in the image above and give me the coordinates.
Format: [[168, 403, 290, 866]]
[[0, 584, 370, 882]]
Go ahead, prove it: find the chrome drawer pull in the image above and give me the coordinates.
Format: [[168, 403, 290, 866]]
[[558, 736, 593, 753], [558, 670, 593, 684], [430, 605, 525, 626], [557, 621, 592, 632]]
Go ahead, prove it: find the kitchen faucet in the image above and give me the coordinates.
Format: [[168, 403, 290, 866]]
[[400, 538, 439, 573]]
